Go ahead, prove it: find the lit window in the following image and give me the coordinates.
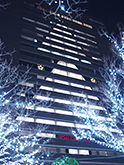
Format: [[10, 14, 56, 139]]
[[53, 27, 72, 35], [54, 99, 71, 104], [35, 107, 55, 113], [37, 75, 45, 80], [54, 79, 69, 85], [55, 110, 73, 115], [71, 92, 86, 97], [37, 132, 56, 138], [88, 95, 99, 100], [34, 95, 53, 101], [78, 53, 86, 57], [19, 81, 34, 87], [51, 44, 64, 50], [54, 88, 70, 94], [79, 150, 89, 155], [69, 149, 78, 154], [92, 57, 102, 61], [68, 72, 85, 80], [56, 121, 74, 127], [36, 21, 50, 28], [21, 35, 34, 41], [42, 42, 50, 46], [16, 116, 34, 122], [23, 17, 35, 23], [46, 77, 53, 81], [40, 86, 53, 91], [65, 48, 78, 54], [56, 23, 67, 29], [82, 23, 92, 29], [37, 47, 50, 53], [65, 55, 79, 61], [70, 83, 85, 89], [81, 60, 91, 64], [35, 27, 49, 33], [35, 118, 55, 125], [52, 69, 67, 76], [57, 61, 78, 69]]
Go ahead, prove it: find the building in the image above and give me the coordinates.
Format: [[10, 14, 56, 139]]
[[0, 0, 124, 164]]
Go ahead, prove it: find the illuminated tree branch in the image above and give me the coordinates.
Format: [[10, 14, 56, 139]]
[[36, 0, 88, 19], [0, 2, 10, 10], [71, 28, 124, 153], [0, 40, 51, 164]]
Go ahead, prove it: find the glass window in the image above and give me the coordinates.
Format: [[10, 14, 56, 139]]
[[56, 121, 74, 127], [69, 149, 78, 154], [79, 150, 89, 155], [35, 27, 49, 33], [81, 60, 91, 64], [54, 79, 69, 85]]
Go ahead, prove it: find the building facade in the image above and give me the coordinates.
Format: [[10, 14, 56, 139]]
[[0, 0, 124, 164]]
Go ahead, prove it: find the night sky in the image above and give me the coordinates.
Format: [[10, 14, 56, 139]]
[[86, 0, 124, 34]]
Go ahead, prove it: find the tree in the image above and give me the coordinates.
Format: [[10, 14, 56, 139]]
[[52, 155, 80, 165], [71, 27, 124, 153], [0, 40, 51, 164], [36, 0, 88, 19]]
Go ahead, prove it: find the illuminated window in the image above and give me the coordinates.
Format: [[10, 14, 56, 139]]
[[36, 21, 50, 28], [50, 32, 76, 42], [92, 57, 102, 61], [35, 107, 55, 113], [54, 79, 69, 85], [37, 75, 45, 80], [81, 60, 91, 64], [53, 28, 72, 35], [35, 118, 55, 125], [40, 86, 53, 91], [69, 149, 78, 154], [78, 53, 86, 57], [55, 110, 73, 115], [23, 17, 35, 23], [42, 42, 50, 46], [54, 88, 70, 94], [74, 29, 95, 38], [35, 27, 49, 33], [57, 61, 78, 69], [19, 81, 34, 87], [79, 150, 89, 155], [82, 23, 92, 29], [56, 121, 74, 127], [51, 68, 85, 81], [21, 35, 34, 41]]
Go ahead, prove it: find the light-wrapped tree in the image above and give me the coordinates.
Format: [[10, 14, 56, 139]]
[[36, 0, 88, 19], [0, 40, 51, 164], [71, 27, 124, 153]]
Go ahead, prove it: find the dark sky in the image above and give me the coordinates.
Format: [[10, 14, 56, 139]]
[[86, 0, 124, 34]]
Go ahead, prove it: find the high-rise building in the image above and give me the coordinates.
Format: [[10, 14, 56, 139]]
[[0, 0, 124, 164]]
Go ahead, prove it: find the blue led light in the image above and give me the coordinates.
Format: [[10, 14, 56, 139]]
[[61, 5, 65, 11], [34, 39, 37, 42]]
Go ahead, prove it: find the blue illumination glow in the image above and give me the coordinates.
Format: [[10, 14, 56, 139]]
[[34, 39, 37, 42], [61, 5, 65, 11]]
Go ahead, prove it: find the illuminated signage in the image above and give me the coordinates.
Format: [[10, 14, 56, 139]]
[[61, 135, 91, 141]]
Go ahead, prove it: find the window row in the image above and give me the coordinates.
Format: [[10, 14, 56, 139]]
[[37, 47, 80, 60], [46, 36, 82, 50], [37, 75, 92, 90], [16, 115, 118, 133], [23, 16, 96, 46], [36, 6, 93, 29]]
